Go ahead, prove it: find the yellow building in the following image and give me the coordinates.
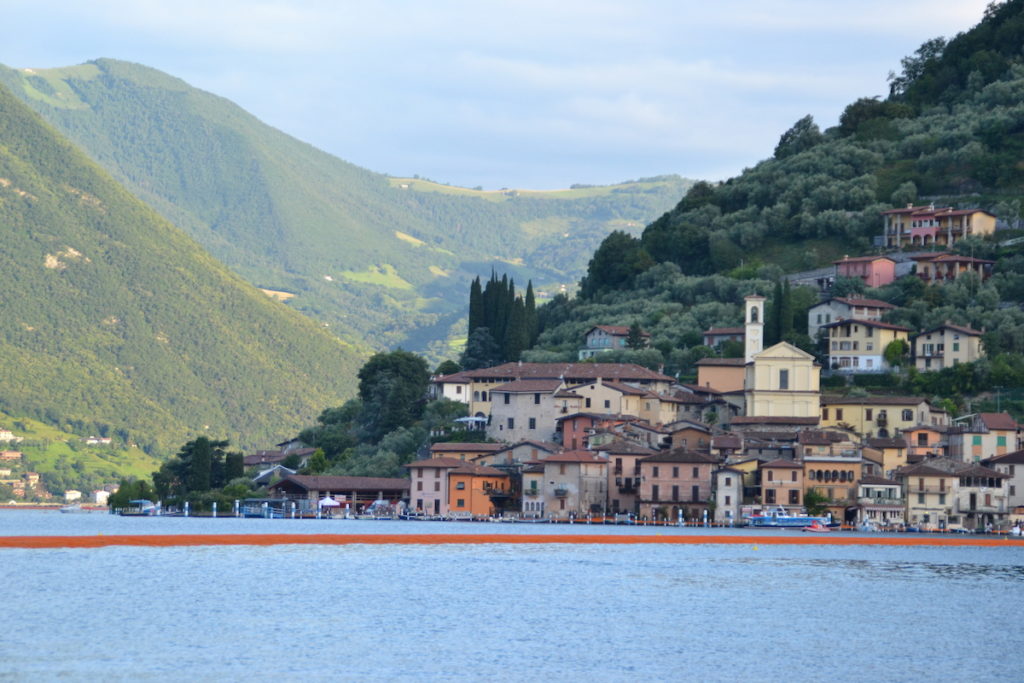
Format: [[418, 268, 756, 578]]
[[820, 396, 946, 439], [911, 322, 984, 371], [744, 342, 820, 418], [895, 462, 958, 530], [882, 205, 997, 249], [823, 319, 911, 373]]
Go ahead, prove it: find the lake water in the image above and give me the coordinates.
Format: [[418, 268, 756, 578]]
[[2, 510, 1022, 681]]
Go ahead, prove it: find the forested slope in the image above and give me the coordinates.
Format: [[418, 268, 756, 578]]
[[0, 59, 689, 357], [0, 82, 362, 454]]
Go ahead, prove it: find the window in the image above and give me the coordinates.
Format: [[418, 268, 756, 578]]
[[972, 436, 982, 446], [836, 409, 844, 421], [938, 493, 945, 505], [724, 495, 731, 505], [692, 485, 700, 501], [725, 477, 732, 486], [456, 481, 465, 490], [779, 369, 789, 390], [765, 489, 776, 504], [559, 464, 566, 475], [503, 392, 510, 405], [417, 481, 423, 491], [917, 493, 925, 504], [866, 409, 873, 421], [652, 485, 660, 501], [534, 393, 540, 405], [434, 481, 440, 492], [604, 400, 610, 409], [953, 342, 960, 352], [789, 490, 800, 504], [653, 466, 660, 477], [693, 467, 699, 478], [456, 385, 463, 395], [585, 398, 591, 408], [822, 408, 829, 420], [528, 417, 536, 430], [456, 498, 465, 508], [507, 417, 514, 429], [672, 485, 679, 501], [672, 466, 679, 478], [902, 409, 913, 421], [997, 436, 1007, 447], [767, 470, 774, 481], [791, 471, 797, 482]]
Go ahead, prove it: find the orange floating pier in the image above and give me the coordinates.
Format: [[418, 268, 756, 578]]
[[0, 533, 1019, 549]]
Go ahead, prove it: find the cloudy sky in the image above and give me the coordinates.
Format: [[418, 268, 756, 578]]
[[2, 1, 992, 189]]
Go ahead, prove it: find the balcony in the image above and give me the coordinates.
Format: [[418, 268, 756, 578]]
[[523, 488, 540, 497], [875, 416, 888, 427], [553, 487, 569, 498]]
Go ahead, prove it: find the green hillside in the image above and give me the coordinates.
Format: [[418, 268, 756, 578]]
[[0, 82, 363, 455], [528, 0, 1024, 399], [579, 0, 1024, 294], [0, 60, 690, 358]]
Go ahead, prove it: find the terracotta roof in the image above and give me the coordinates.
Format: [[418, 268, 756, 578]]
[[555, 412, 637, 422], [978, 413, 1018, 431], [446, 362, 674, 383], [712, 435, 742, 449], [450, 462, 508, 477], [731, 416, 820, 426], [496, 440, 561, 454], [911, 253, 994, 265], [666, 420, 711, 433], [798, 431, 834, 446], [543, 450, 608, 464], [490, 378, 563, 394], [404, 457, 466, 469], [821, 395, 926, 406], [894, 463, 955, 478], [593, 440, 659, 456], [987, 450, 1024, 465], [430, 442, 505, 453], [588, 325, 649, 338], [955, 463, 1008, 479], [832, 297, 896, 309], [695, 357, 746, 366], [866, 437, 908, 449], [271, 474, 410, 492], [600, 381, 650, 396], [861, 475, 900, 486], [821, 318, 912, 332], [834, 255, 895, 264], [641, 449, 719, 464], [761, 459, 801, 468], [912, 322, 983, 338]]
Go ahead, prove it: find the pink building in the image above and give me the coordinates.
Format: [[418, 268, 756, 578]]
[[834, 256, 896, 288]]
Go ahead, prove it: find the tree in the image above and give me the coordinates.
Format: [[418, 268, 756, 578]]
[[580, 231, 654, 297], [884, 339, 911, 369], [460, 327, 501, 370], [304, 448, 329, 474], [625, 322, 647, 350], [803, 488, 830, 516], [468, 276, 483, 335], [357, 350, 430, 442], [434, 359, 461, 376], [774, 115, 824, 159], [831, 276, 866, 298]]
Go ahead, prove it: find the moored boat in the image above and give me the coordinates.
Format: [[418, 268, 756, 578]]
[[744, 506, 829, 528]]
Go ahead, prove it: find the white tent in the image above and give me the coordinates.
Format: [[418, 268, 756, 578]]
[[318, 496, 340, 508]]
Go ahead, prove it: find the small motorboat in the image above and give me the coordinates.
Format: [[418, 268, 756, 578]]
[[59, 503, 85, 514], [802, 520, 831, 533]]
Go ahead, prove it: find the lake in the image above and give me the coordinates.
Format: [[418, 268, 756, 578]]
[[2, 510, 1022, 681]]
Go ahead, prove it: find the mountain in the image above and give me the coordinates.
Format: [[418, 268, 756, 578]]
[[0, 81, 362, 454], [0, 59, 691, 359]]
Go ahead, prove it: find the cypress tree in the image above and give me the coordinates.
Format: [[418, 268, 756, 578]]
[[468, 276, 483, 336], [524, 280, 538, 346], [505, 296, 529, 361]]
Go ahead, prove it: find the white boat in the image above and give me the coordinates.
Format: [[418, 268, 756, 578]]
[[59, 503, 85, 513]]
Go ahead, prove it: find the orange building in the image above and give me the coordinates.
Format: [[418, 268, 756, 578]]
[[447, 463, 509, 518]]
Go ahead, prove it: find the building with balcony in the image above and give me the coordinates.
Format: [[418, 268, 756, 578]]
[[803, 454, 862, 522], [857, 475, 904, 527], [953, 464, 1009, 530], [820, 396, 945, 439], [521, 463, 545, 518], [596, 440, 658, 514], [985, 449, 1024, 511], [911, 253, 995, 284], [541, 450, 608, 519], [947, 412, 1020, 462], [895, 462, 958, 530], [702, 327, 745, 350], [636, 449, 718, 520], [911, 322, 984, 371], [578, 325, 649, 360], [881, 205, 996, 249], [447, 463, 511, 519], [822, 319, 912, 373], [807, 297, 896, 340]]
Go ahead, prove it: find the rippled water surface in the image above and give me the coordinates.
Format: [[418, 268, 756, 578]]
[[2, 511, 1022, 681]]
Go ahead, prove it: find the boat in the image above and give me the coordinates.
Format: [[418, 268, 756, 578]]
[[802, 520, 831, 533], [59, 503, 85, 513], [743, 506, 829, 528], [118, 499, 159, 516]]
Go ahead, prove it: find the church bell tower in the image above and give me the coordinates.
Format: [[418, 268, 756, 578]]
[[744, 295, 765, 363]]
